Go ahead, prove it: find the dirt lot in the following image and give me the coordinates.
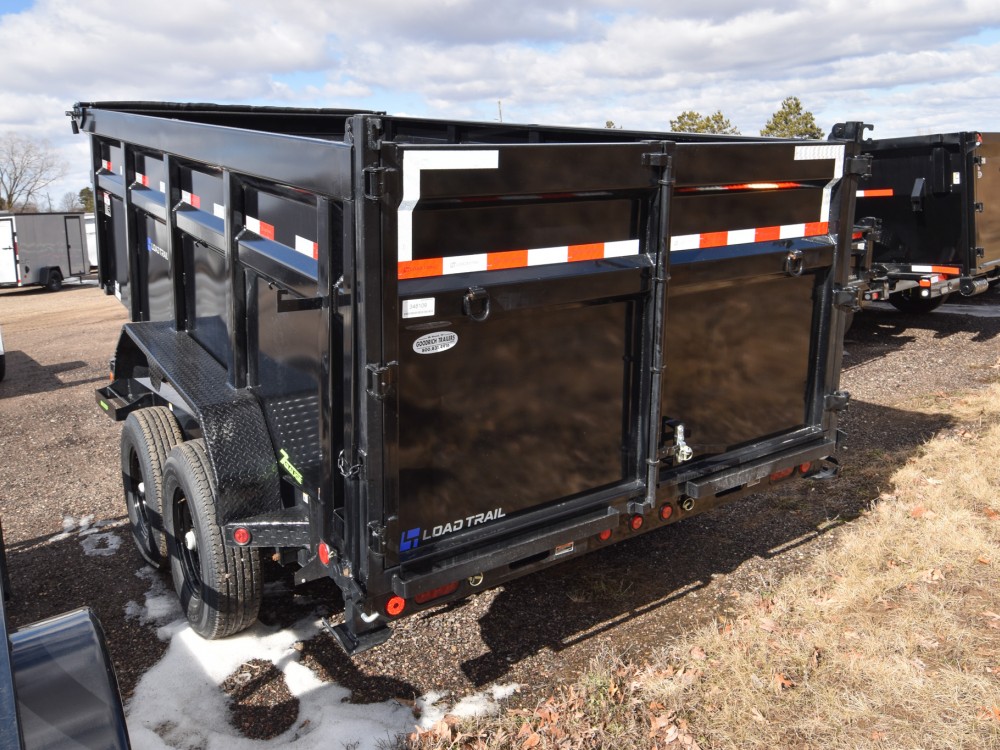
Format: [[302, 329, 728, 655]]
[[1, 279, 998, 729]]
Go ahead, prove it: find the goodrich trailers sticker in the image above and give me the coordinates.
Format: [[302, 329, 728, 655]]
[[412, 331, 458, 354]]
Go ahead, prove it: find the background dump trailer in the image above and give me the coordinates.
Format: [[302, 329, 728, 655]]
[[72, 102, 864, 653], [842, 128, 1000, 313], [0, 212, 89, 291]]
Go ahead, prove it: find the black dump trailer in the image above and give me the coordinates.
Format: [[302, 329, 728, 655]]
[[71, 102, 864, 653], [838, 127, 1000, 312], [0, 212, 89, 291]]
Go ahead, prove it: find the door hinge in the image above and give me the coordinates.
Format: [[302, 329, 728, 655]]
[[366, 361, 397, 401], [642, 152, 671, 168], [825, 390, 851, 412], [363, 166, 392, 200], [833, 287, 861, 312], [846, 154, 872, 177]]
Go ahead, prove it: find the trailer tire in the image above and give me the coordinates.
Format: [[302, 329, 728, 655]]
[[45, 269, 62, 292], [121, 407, 183, 569], [888, 289, 948, 314], [163, 439, 261, 639]]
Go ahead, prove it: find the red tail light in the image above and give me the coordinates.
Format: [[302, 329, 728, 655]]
[[659, 504, 674, 521], [799, 462, 812, 474], [770, 467, 794, 482], [414, 581, 460, 604], [318, 542, 331, 565], [597, 529, 612, 542], [232, 527, 251, 546], [629, 514, 644, 531], [385, 596, 406, 617]]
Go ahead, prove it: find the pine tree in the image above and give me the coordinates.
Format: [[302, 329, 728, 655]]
[[669, 110, 740, 135], [760, 97, 824, 139]]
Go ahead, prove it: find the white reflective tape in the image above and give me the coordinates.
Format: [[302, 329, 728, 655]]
[[443, 254, 488, 275], [528, 246, 569, 266], [669, 234, 701, 252], [603, 239, 640, 257], [794, 144, 845, 179], [181, 190, 192, 204], [911, 265, 932, 272], [295, 235, 317, 257], [159, 181, 166, 193], [246, 216, 260, 234], [779, 223, 806, 240], [727, 228, 756, 246], [213, 203, 225, 219], [398, 149, 500, 263]]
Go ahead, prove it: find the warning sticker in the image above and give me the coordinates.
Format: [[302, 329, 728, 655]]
[[413, 331, 458, 354]]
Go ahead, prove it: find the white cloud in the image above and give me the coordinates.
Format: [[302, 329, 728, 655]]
[[0, 0, 998, 199]]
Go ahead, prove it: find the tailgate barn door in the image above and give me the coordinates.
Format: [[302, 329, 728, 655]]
[[661, 141, 845, 470], [974, 133, 1000, 274], [386, 143, 665, 560]]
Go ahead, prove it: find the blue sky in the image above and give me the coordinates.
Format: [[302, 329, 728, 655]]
[[1, 0, 999, 204]]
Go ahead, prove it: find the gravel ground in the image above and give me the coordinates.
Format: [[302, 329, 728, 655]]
[[1, 278, 998, 736]]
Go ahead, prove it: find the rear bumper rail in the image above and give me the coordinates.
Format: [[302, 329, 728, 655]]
[[391, 506, 620, 598]]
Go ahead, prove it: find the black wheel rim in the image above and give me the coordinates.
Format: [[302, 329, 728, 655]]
[[173, 491, 203, 598], [125, 448, 153, 551]]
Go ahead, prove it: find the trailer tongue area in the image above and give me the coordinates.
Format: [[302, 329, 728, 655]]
[[73, 102, 863, 653]]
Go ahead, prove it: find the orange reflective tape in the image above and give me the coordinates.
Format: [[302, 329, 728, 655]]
[[699, 231, 728, 249], [398, 258, 444, 279], [754, 226, 781, 242], [859, 188, 894, 197], [568, 243, 605, 262], [487, 249, 528, 270], [804, 221, 829, 236]]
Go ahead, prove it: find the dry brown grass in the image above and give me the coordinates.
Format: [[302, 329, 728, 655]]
[[404, 386, 1000, 750]]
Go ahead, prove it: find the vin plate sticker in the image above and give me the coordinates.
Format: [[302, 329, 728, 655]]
[[413, 331, 458, 354], [402, 297, 435, 319]]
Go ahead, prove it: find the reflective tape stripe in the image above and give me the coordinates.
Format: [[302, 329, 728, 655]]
[[910, 265, 959, 275], [398, 149, 500, 264], [794, 144, 845, 178], [181, 190, 201, 209], [857, 189, 894, 197], [670, 221, 829, 251], [295, 235, 319, 260], [398, 240, 642, 280], [136, 173, 150, 187], [246, 216, 275, 240]]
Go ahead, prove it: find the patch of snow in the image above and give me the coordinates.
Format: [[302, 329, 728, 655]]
[[125, 572, 521, 749], [80, 532, 122, 557], [124, 569, 181, 632]]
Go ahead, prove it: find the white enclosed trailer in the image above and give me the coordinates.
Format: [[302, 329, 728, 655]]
[[0, 212, 89, 290]]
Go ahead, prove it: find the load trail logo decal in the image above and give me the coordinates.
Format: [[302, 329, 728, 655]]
[[400, 507, 506, 552]]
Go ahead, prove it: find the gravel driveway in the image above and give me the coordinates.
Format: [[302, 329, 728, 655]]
[[1, 278, 997, 731]]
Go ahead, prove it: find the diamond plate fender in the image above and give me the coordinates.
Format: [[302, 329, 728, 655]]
[[112, 322, 282, 525]]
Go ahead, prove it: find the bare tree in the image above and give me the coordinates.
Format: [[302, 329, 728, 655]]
[[59, 191, 83, 212], [0, 133, 68, 212]]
